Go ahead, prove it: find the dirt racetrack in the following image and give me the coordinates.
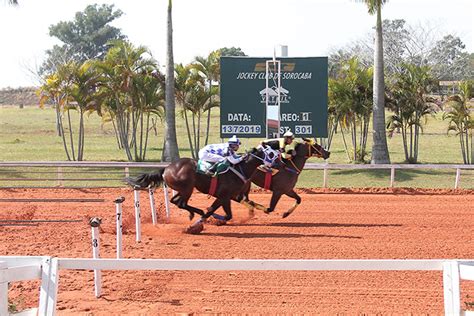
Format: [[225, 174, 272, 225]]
[[1, 187, 473, 315]]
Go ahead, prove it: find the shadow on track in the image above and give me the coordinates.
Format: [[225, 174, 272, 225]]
[[202, 232, 362, 239], [238, 222, 403, 228]]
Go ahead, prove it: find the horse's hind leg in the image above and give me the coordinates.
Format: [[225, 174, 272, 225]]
[[171, 190, 205, 220], [282, 189, 301, 218]]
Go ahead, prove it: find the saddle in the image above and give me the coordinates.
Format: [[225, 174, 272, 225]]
[[197, 160, 230, 176]]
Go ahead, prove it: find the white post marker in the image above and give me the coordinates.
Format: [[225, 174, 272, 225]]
[[114, 197, 125, 259], [0, 261, 7, 316], [133, 188, 141, 242], [148, 187, 157, 225], [163, 183, 170, 219], [89, 217, 102, 298]]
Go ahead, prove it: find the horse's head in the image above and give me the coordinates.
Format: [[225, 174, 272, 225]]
[[301, 138, 331, 159]]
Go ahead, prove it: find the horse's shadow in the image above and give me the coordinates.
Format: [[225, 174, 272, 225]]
[[238, 222, 403, 228], [202, 232, 362, 239]]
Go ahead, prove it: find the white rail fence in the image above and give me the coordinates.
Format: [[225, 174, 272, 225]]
[[0, 162, 473, 189], [0, 257, 473, 315]]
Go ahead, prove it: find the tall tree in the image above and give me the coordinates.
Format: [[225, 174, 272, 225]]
[[358, 0, 390, 164], [162, 0, 180, 162], [40, 4, 125, 75], [429, 35, 472, 81]]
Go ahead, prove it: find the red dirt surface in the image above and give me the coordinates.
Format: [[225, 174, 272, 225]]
[[0, 187, 473, 315]]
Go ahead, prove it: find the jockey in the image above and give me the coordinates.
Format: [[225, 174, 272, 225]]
[[198, 135, 244, 176], [260, 129, 295, 160]]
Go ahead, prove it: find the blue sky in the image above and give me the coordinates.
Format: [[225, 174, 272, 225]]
[[0, 0, 472, 88]]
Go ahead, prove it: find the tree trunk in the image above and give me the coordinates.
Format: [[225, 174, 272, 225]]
[[401, 123, 409, 162], [162, 0, 180, 162], [66, 109, 76, 161], [205, 79, 212, 146], [183, 109, 195, 160], [340, 128, 352, 162], [370, 5, 390, 164], [111, 116, 122, 149], [58, 110, 71, 161]]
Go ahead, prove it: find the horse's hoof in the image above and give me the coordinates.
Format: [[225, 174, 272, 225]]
[[264, 208, 272, 214], [282, 212, 290, 218], [185, 222, 204, 234], [215, 219, 227, 226], [189, 213, 195, 221]]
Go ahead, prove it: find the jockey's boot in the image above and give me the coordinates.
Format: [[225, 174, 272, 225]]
[[205, 163, 218, 176]]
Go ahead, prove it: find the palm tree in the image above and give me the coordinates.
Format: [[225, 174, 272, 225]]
[[386, 64, 438, 163], [162, 0, 180, 162], [443, 81, 473, 164], [358, 0, 390, 164], [192, 51, 220, 146]]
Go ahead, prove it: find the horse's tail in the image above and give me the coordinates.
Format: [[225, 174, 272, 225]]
[[125, 168, 165, 189]]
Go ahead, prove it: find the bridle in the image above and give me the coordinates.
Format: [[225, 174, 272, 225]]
[[285, 141, 327, 174]]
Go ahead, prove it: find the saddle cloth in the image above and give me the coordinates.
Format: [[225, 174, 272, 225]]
[[197, 160, 230, 176]]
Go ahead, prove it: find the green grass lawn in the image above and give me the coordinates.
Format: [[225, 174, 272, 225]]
[[0, 105, 472, 188]]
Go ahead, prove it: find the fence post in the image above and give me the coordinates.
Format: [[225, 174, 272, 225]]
[[57, 166, 63, 187], [443, 260, 460, 315], [390, 167, 395, 188], [323, 168, 328, 188], [0, 261, 7, 316], [454, 168, 461, 189], [124, 167, 130, 179], [38, 256, 59, 316]]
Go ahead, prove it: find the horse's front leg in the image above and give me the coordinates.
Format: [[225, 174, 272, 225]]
[[282, 189, 301, 218], [264, 192, 283, 214]]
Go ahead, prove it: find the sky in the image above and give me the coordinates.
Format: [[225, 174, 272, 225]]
[[0, 0, 472, 88]]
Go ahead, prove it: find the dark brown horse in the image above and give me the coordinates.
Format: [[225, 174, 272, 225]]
[[242, 139, 330, 218], [125, 147, 277, 232]]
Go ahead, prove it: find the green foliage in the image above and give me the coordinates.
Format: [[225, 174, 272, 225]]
[[443, 80, 473, 164], [328, 57, 373, 162], [429, 35, 472, 81], [40, 4, 125, 75], [216, 47, 247, 57], [387, 63, 439, 163]]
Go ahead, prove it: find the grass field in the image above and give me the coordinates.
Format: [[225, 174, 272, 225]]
[[0, 105, 472, 188]]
